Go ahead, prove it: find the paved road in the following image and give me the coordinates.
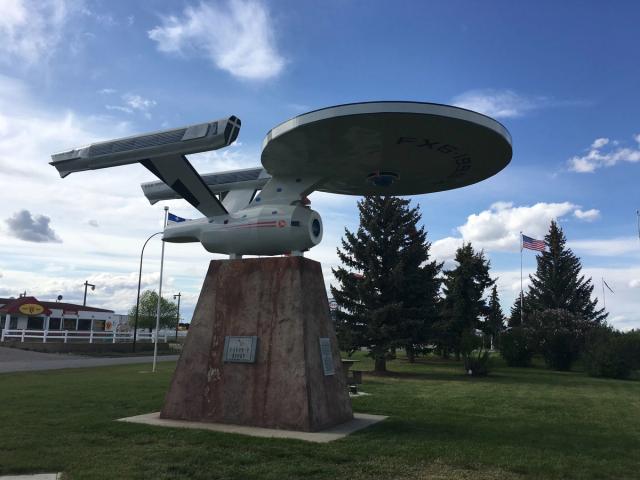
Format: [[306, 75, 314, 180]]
[[0, 347, 179, 373]]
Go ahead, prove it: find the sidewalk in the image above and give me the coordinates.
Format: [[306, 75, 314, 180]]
[[0, 346, 178, 373]]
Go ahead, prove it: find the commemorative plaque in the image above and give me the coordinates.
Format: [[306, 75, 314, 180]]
[[223, 336, 258, 363], [319, 337, 335, 376]]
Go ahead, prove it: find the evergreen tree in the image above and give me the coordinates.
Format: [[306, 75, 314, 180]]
[[400, 247, 442, 363], [509, 292, 524, 327], [438, 243, 494, 358], [331, 196, 441, 372], [484, 285, 506, 348], [526, 221, 606, 323]]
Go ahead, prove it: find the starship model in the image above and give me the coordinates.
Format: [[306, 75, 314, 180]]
[[50, 102, 512, 257]]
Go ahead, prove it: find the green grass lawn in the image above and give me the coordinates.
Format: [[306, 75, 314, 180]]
[[1, 356, 639, 479]]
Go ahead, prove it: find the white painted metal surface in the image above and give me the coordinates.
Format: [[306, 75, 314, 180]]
[[49, 102, 512, 257], [262, 101, 512, 196]]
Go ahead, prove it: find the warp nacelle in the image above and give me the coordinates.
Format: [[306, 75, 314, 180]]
[[163, 205, 323, 256]]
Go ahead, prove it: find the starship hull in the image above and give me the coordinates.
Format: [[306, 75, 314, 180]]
[[262, 101, 512, 196]]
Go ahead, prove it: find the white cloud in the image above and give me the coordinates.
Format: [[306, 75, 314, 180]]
[[569, 134, 640, 173], [574, 208, 600, 222], [431, 202, 631, 262], [0, 0, 75, 65], [591, 138, 609, 149], [431, 237, 464, 265], [80, 7, 117, 28], [584, 267, 640, 331], [569, 237, 640, 257], [188, 143, 260, 172], [148, 0, 285, 80], [106, 93, 156, 116], [105, 104, 133, 114], [0, 269, 164, 312], [494, 266, 640, 331], [431, 202, 577, 262], [124, 94, 156, 111], [451, 89, 548, 119]]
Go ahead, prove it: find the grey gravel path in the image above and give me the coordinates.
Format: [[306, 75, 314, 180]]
[[0, 346, 179, 373]]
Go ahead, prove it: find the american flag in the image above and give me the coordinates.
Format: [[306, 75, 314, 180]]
[[522, 234, 545, 252]]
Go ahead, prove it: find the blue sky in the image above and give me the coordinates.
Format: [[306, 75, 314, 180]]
[[0, 0, 638, 329]]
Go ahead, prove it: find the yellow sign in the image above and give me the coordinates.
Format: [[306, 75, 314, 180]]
[[18, 303, 45, 316]]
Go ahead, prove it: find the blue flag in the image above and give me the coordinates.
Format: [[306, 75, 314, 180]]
[[168, 212, 188, 223]]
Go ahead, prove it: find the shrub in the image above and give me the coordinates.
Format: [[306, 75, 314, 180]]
[[543, 328, 581, 371], [622, 329, 640, 369], [584, 327, 640, 379], [463, 350, 491, 376], [460, 329, 491, 376], [530, 309, 588, 371], [499, 327, 533, 367]]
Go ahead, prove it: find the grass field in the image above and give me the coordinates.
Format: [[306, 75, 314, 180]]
[[1, 355, 639, 479]]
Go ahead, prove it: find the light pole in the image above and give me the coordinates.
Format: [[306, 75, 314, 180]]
[[132, 230, 163, 352], [152, 206, 169, 373], [173, 292, 181, 341], [83, 281, 95, 306]]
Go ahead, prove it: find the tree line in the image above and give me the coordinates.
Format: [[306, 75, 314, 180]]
[[332, 196, 639, 378]]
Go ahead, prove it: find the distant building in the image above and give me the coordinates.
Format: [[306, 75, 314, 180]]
[[0, 296, 128, 332]]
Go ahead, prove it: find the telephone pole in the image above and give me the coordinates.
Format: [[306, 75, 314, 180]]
[[83, 281, 95, 306]]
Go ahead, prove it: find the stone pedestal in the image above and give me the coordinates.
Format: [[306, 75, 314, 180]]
[[160, 257, 353, 432]]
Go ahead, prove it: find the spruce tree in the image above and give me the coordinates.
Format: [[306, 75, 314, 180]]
[[438, 243, 494, 358], [331, 196, 441, 372], [485, 285, 506, 348], [526, 221, 606, 323], [509, 293, 523, 327]]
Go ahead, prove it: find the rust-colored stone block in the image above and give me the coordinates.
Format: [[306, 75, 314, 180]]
[[160, 257, 353, 432]]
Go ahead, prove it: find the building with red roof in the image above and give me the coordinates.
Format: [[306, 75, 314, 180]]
[[0, 296, 128, 333]]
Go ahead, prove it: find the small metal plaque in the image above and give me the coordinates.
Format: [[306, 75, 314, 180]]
[[319, 337, 335, 376], [223, 336, 258, 363]]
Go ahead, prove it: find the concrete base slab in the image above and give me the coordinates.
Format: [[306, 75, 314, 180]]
[[118, 411, 387, 443]]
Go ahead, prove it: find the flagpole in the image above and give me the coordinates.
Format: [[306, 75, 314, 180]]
[[601, 277, 606, 309], [152, 206, 169, 373], [636, 210, 639, 245], [520, 231, 524, 323]]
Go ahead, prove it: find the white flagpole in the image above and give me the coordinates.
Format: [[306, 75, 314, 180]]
[[152, 206, 169, 373], [520, 231, 524, 323], [601, 277, 606, 309]]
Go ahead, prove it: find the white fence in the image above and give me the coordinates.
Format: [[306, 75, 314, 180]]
[[0, 329, 186, 344]]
